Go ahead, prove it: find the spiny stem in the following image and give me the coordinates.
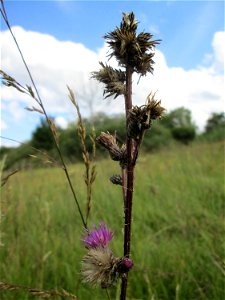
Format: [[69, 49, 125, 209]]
[[120, 65, 134, 300], [0, 1, 86, 229]]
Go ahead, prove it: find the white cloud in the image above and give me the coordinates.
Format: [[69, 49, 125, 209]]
[[55, 116, 68, 129], [131, 49, 224, 130], [1, 26, 224, 136]]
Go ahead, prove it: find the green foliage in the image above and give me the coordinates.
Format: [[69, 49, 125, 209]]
[[1, 142, 224, 300], [161, 107, 194, 129], [205, 112, 225, 133], [59, 124, 83, 162], [94, 113, 126, 143], [161, 107, 196, 144], [0, 146, 12, 157], [31, 118, 55, 151], [3, 109, 224, 170], [201, 126, 225, 142], [142, 122, 172, 151], [172, 126, 196, 145], [198, 112, 225, 143], [0, 142, 33, 170]]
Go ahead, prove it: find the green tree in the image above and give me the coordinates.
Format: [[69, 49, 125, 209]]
[[59, 123, 84, 162], [142, 123, 172, 151], [205, 112, 225, 133], [161, 107, 193, 128], [161, 107, 196, 144], [31, 119, 55, 151]]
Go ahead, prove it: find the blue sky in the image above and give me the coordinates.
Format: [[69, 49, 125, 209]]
[[1, 0, 224, 146], [2, 1, 224, 68]]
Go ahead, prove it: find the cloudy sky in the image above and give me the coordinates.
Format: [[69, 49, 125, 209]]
[[1, 0, 224, 146]]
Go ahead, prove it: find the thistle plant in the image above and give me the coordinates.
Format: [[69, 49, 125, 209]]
[[92, 12, 165, 299], [1, 3, 165, 299]]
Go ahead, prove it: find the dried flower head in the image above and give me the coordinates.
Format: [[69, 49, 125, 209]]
[[119, 144, 128, 168], [146, 92, 165, 120], [104, 12, 160, 76], [81, 248, 133, 289], [127, 106, 144, 140], [110, 174, 123, 186], [92, 62, 126, 99], [96, 132, 125, 162], [82, 223, 113, 250], [81, 247, 118, 288], [127, 92, 165, 140]]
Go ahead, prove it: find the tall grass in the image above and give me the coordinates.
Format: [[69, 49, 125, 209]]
[[1, 141, 224, 299]]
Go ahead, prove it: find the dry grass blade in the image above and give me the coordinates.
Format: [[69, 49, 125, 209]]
[[25, 106, 44, 114], [0, 281, 78, 299], [26, 84, 35, 98], [67, 86, 97, 226], [0, 70, 41, 105], [29, 153, 55, 165], [0, 69, 26, 93], [48, 117, 59, 146], [1, 169, 20, 187], [90, 127, 96, 159], [0, 136, 59, 167]]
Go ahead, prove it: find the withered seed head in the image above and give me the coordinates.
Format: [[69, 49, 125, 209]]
[[127, 93, 165, 140], [91, 62, 126, 99], [81, 248, 118, 288], [127, 106, 143, 140], [96, 132, 127, 165], [81, 248, 134, 289], [146, 92, 166, 120], [119, 144, 128, 168], [104, 12, 160, 76], [110, 174, 123, 186], [96, 132, 121, 161]]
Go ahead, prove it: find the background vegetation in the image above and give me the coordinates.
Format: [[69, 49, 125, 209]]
[[0, 140, 224, 299], [1, 110, 224, 170]]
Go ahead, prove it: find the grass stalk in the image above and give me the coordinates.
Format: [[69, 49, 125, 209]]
[[0, 281, 78, 299], [68, 87, 97, 227], [0, 0, 86, 228]]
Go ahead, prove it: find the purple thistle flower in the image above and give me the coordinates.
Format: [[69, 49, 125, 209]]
[[82, 223, 114, 250]]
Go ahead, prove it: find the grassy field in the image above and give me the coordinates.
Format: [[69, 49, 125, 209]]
[[0, 141, 224, 300]]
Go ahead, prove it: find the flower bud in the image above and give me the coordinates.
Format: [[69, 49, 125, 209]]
[[110, 174, 123, 186], [116, 257, 134, 273], [96, 132, 122, 161]]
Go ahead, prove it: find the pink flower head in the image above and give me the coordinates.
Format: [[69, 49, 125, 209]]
[[117, 257, 133, 273], [82, 223, 114, 250]]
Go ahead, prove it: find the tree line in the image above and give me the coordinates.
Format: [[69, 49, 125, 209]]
[[1, 108, 224, 170]]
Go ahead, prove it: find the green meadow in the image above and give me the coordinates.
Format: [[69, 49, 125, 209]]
[[0, 142, 224, 300]]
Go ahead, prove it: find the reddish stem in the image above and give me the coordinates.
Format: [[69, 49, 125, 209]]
[[120, 65, 134, 300]]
